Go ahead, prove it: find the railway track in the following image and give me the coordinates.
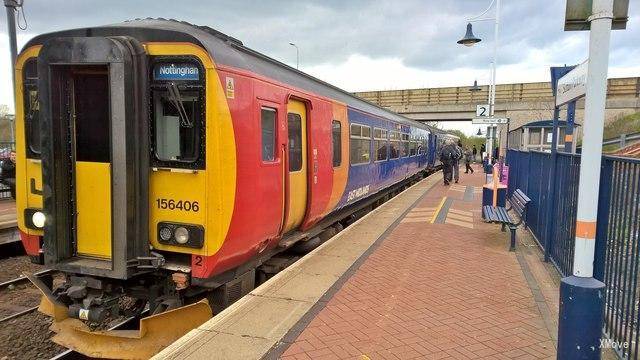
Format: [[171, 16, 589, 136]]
[[0, 269, 58, 323]]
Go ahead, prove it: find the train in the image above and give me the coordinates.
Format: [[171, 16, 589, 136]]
[[14, 18, 456, 357]]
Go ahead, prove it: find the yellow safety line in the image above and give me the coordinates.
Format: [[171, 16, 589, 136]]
[[431, 196, 447, 224]]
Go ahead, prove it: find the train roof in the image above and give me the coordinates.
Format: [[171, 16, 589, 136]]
[[23, 18, 434, 131]]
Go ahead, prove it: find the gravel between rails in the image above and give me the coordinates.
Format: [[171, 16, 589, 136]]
[[0, 256, 68, 360], [0, 256, 43, 283], [0, 311, 67, 359]]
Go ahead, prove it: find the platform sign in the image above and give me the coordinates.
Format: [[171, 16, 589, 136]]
[[555, 60, 587, 106], [472, 117, 508, 125], [564, 0, 629, 31], [476, 104, 490, 117]]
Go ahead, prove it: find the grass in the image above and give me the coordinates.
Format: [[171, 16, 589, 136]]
[[603, 112, 640, 141], [577, 112, 640, 151]]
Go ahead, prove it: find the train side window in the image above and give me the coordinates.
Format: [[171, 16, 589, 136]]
[[389, 131, 400, 159], [374, 128, 388, 161], [350, 123, 371, 165], [153, 89, 201, 163], [261, 107, 276, 162], [23, 59, 40, 156], [410, 139, 418, 156], [288, 113, 303, 171], [332, 120, 341, 167], [401, 134, 410, 157]]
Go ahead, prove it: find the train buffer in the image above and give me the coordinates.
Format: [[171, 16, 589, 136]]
[[155, 168, 559, 360]]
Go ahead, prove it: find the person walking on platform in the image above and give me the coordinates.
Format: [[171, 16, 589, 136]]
[[472, 145, 478, 162], [452, 140, 463, 183], [439, 139, 457, 185], [464, 147, 474, 174]]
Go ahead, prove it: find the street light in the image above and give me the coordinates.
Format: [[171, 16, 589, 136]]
[[469, 80, 482, 92], [457, 23, 481, 47], [289, 42, 299, 70], [457, 0, 501, 162]]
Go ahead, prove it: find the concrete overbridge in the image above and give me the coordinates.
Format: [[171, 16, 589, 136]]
[[354, 77, 640, 128]]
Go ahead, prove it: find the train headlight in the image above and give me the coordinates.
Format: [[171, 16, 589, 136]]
[[32, 211, 46, 228], [157, 222, 204, 248], [159, 226, 173, 241], [174, 227, 189, 244]]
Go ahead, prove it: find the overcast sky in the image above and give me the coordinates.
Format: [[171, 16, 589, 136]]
[[0, 0, 637, 134]]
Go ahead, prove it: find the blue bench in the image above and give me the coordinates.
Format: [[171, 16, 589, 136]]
[[483, 189, 531, 251]]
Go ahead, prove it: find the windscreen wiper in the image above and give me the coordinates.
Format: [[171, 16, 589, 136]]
[[166, 82, 193, 128]]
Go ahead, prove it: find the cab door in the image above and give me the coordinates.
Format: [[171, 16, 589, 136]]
[[283, 100, 308, 233], [69, 67, 113, 259]]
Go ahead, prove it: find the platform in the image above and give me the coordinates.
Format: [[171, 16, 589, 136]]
[[0, 199, 18, 245], [155, 167, 560, 360]]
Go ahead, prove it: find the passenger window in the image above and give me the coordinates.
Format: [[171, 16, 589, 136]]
[[410, 140, 418, 156], [288, 113, 303, 171], [23, 59, 40, 156], [153, 89, 201, 162], [401, 134, 410, 157], [374, 128, 388, 161], [332, 120, 341, 167], [350, 124, 371, 165], [389, 131, 400, 159], [261, 108, 276, 161]]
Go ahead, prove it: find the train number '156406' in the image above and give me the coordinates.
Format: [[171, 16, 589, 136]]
[[155, 198, 200, 212]]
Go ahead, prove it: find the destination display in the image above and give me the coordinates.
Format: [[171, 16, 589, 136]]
[[153, 63, 200, 81]]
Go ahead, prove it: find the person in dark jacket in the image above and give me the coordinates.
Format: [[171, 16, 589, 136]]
[[439, 139, 457, 185], [464, 147, 474, 174], [472, 145, 478, 162], [452, 140, 463, 183]]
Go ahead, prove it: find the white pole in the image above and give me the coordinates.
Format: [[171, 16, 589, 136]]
[[572, 0, 613, 278]]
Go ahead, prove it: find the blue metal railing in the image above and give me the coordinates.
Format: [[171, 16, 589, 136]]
[[506, 150, 640, 359]]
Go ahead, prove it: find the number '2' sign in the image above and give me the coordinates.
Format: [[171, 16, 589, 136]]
[[476, 104, 490, 117]]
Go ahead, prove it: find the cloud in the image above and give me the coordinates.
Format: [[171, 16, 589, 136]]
[[0, 0, 638, 113]]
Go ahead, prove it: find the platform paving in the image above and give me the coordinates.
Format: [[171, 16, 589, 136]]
[[155, 166, 560, 360]]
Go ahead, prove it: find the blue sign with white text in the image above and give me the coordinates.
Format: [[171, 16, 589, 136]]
[[153, 63, 200, 81]]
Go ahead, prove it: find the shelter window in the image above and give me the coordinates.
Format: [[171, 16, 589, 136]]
[[261, 107, 277, 161], [332, 120, 341, 167], [529, 129, 541, 145], [288, 113, 303, 171], [374, 128, 388, 161], [23, 59, 40, 157], [350, 123, 371, 165]]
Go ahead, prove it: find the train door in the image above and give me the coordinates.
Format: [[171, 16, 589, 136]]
[[67, 66, 113, 259], [283, 100, 308, 233], [39, 36, 149, 279]]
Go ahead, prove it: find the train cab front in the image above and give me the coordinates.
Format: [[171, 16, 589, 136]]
[[21, 35, 212, 358]]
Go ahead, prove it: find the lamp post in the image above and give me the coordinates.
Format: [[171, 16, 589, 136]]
[[4, 0, 19, 146], [289, 42, 299, 70], [457, 0, 501, 162]]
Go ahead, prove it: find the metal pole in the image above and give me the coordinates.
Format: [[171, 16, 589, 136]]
[[564, 100, 576, 152], [490, 0, 500, 162], [289, 42, 299, 70], [557, 0, 612, 357], [4, 0, 18, 146], [544, 105, 560, 263]]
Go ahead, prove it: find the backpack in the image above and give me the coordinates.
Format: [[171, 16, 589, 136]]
[[441, 147, 455, 162]]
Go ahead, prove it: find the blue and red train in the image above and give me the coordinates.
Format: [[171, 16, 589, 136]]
[[13, 19, 453, 355]]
